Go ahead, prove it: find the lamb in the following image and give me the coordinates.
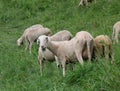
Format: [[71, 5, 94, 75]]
[[112, 21, 120, 43], [37, 30, 73, 76], [37, 31, 94, 77], [78, 0, 96, 6], [94, 35, 114, 64], [17, 24, 51, 53]]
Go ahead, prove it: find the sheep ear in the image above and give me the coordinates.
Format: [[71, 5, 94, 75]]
[[37, 39, 40, 45]]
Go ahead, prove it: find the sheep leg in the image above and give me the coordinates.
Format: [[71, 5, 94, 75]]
[[55, 56, 61, 68], [75, 49, 84, 65], [61, 58, 66, 77], [25, 39, 29, 51], [75, 40, 84, 65], [77, 52, 83, 65], [104, 46, 109, 61], [94, 47, 101, 60], [85, 0, 88, 6], [109, 45, 114, 64], [29, 42, 33, 54], [78, 0, 83, 6], [87, 42, 91, 61], [112, 30, 115, 43], [115, 30, 119, 43], [87, 40, 93, 62], [79, 0, 88, 6]]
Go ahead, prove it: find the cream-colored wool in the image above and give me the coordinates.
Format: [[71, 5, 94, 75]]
[[17, 24, 51, 53], [38, 31, 94, 77], [37, 30, 73, 76]]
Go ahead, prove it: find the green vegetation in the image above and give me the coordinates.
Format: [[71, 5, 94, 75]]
[[0, 0, 120, 91]]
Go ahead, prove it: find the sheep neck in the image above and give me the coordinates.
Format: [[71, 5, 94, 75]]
[[47, 41, 58, 56], [19, 36, 24, 43]]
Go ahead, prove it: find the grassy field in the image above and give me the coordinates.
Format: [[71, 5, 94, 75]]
[[0, 0, 120, 91]]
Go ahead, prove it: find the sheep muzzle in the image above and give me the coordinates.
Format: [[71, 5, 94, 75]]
[[41, 46, 46, 51]]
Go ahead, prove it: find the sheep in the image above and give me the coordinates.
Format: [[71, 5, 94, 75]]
[[112, 21, 120, 43], [78, 0, 96, 6], [94, 35, 114, 64], [37, 30, 73, 76], [37, 31, 94, 77], [17, 24, 51, 53], [17, 24, 43, 47], [50, 30, 73, 41]]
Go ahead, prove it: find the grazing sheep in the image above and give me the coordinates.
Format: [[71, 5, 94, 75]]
[[17, 24, 51, 53], [78, 0, 96, 6], [17, 24, 43, 47], [50, 30, 73, 41], [37, 30, 73, 76], [94, 35, 114, 64], [112, 21, 120, 43], [75, 31, 94, 62], [37, 31, 94, 77]]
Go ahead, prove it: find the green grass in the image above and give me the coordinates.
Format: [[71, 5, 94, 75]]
[[0, 0, 120, 91]]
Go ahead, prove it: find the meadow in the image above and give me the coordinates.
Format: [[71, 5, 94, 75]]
[[0, 0, 120, 91]]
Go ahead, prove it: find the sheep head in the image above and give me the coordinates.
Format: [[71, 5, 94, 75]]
[[17, 38, 23, 46], [37, 35, 50, 51]]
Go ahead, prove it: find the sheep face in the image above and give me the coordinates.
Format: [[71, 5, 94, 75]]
[[37, 35, 49, 51]]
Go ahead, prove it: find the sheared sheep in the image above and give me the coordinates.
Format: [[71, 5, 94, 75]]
[[37, 31, 94, 77], [94, 35, 114, 64], [112, 21, 120, 43], [78, 0, 96, 6], [17, 24, 51, 53], [37, 30, 73, 76]]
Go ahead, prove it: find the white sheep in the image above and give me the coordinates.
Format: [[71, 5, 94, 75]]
[[17, 24, 43, 47], [112, 21, 120, 43], [37, 31, 94, 77], [37, 30, 73, 76], [17, 24, 51, 53], [50, 30, 73, 41]]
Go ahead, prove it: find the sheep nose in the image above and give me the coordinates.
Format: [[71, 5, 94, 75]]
[[41, 46, 46, 51]]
